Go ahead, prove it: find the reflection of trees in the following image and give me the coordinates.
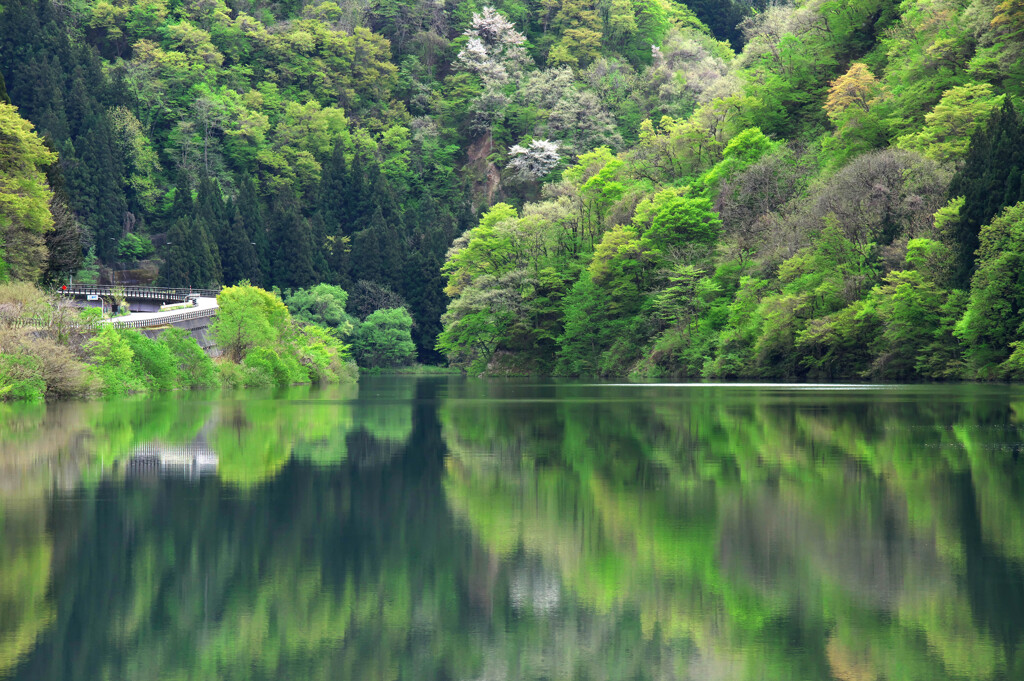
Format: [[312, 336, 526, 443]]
[[5, 380, 1024, 680], [9, 380, 444, 681], [0, 379, 420, 491], [0, 501, 53, 678], [442, 383, 1024, 680]]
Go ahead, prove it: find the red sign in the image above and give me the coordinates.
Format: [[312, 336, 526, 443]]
[[61, 285, 67, 291]]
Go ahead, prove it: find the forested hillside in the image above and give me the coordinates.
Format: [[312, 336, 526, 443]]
[[436, 0, 1024, 379], [1, 0, 1023, 377]]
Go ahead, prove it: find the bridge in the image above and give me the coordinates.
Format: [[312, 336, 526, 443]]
[[58, 285, 221, 355], [60, 284, 221, 311]]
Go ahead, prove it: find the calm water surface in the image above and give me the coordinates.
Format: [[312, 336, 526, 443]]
[[1, 377, 1023, 680]]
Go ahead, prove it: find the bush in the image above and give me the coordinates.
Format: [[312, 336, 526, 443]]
[[284, 284, 355, 332], [0, 280, 50, 322], [0, 353, 45, 402], [212, 284, 289, 363], [352, 308, 417, 368], [294, 323, 352, 383], [159, 327, 219, 388], [216, 360, 249, 389], [0, 328, 93, 401], [243, 347, 291, 386], [86, 326, 147, 396], [122, 329, 179, 391], [30, 336, 95, 398]]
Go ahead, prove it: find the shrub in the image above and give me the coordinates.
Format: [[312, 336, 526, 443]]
[[122, 329, 179, 391], [86, 326, 147, 396], [0, 280, 49, 322], [31, 336, 95, 399], [284, 284, 355, 333], [243, 347, 290, 386], [216, 360, 248, 389], [159, 328, 219, 388], [295, 323, 352, 383], [0, 328, 93, 401], [352, 308, 416, 368], [0, 353, 45, 402], [212, 284, 289, 362]]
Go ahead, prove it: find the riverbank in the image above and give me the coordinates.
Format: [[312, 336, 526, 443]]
[[0, 283, 357, 402]]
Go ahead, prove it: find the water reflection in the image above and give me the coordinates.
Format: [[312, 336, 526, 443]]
[[0, 379, 1022, 680]]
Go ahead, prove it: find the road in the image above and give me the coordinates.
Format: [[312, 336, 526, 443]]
[[110, 296, 219, 326]]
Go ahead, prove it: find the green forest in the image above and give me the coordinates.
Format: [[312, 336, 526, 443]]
[[2, 0, 1024, 380]]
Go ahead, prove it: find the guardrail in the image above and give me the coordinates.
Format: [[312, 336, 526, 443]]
[[58, 285, 222, 301], [109, 307, 218, 329], [2, 307, 217, 331]]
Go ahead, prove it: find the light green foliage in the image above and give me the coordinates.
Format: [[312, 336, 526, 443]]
[[116, 233, 156, 261], [0, 353, 46, 402], [121, 329, 179, 391], [956, 201, 1024, 377], [212, 284, 288, 363], [85, 326, 147, 396], [284, 283, 355, 334], [697, 127, 778, 193], [897, 83, 1005, 165], [642, 195, 722, 253], [0, 104, 55, 282], [159, 327, 219, 388], [442, 203, 521, 297], [214, 283, 354, 386], [353, 308, 417, 368]]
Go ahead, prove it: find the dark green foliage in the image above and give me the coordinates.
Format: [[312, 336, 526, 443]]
[[159, 218, 192, 287], [237, 175, 268, 285], [348, 280, 409, 320], [949, 100, 1024, 287], [219, 211, 260, 286], [270, 198, 318, 290]]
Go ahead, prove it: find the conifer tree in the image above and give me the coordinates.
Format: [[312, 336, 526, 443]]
[[347, 152, 375, 232], [67, 110, 127, 263], [42, 142, 84, 284], [310, 211, 332, 282], [238, 175, 268, 284], [219, 210, 260, 286], [350, 223, 384, 285], [159, 218, 193, 287], [193, 218, 222, 287], [949, 100, 1024, 287], [170, 172, 193, 221], [270, 195, 317, 289], [319, 141, 353, 234]]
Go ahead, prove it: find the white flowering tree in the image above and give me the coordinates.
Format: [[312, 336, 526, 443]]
[[457, 7, 529, 85], [506, 139, 561, 180], [456, 7, 530, 134]]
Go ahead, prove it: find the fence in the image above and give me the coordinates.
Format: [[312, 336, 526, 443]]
[[108, 308, 217, 329], [2, 307, 217, 331], [58, 284, 222, 302]]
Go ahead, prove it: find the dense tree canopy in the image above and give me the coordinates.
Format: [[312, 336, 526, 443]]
[[1, 0, 1024, 377]]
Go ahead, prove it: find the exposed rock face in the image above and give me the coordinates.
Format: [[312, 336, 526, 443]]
[[467, 132, 501, 211]]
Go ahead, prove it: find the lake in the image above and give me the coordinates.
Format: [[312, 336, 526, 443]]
[[1, 376, 1023, 680]]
